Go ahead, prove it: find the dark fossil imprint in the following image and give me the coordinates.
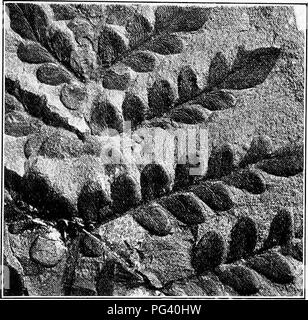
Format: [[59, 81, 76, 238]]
[[3, 3, 304, 297], [6, 2, 282, 132]]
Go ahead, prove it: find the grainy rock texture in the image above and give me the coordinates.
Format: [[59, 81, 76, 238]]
[[3, 4, 304, 297]]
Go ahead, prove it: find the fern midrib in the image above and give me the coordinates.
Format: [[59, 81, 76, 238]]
[[105, 9, 188, 68], [109, 28, 165, 67], [173, 68, 237, 108]]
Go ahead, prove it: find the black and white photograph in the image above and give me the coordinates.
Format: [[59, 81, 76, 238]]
[[0, 0, 306, 302]]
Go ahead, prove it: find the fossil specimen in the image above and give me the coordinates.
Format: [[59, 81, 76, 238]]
[[3, 3, 304, 297]]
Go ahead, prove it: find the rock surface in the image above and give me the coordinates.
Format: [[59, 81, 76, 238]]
[[30, 234, 66, 267], [3, 4, 304, 297]]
